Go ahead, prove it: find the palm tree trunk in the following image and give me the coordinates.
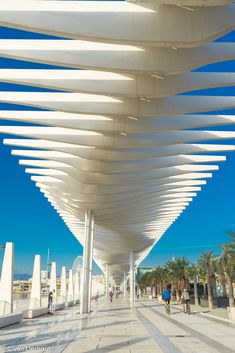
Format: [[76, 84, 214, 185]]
[[193, 273, 199, 306], [226, 272, 235, 308], [158, 282, 161, 295], [152, 284, 156, 298], [176, 287, 180, 302], [222, 283, 227, 297], [207, 270, 213, 309], [203, 283, 206, 298], [160, 282, 163, 295]]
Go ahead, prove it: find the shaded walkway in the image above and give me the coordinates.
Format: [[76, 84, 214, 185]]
[[0, 298, 235, 353]]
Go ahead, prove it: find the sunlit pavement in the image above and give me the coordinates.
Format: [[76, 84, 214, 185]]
[[0, 297, 235, 353]]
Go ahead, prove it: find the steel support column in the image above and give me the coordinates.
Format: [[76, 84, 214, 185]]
[[123, 271, 127, 300], [88, 210, 94, 313], [80, 209, 94, 314], [129, 251, 135, 304], [105, 264, 110, 299]]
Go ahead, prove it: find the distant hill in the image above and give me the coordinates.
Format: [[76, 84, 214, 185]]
[[14, 273, 31, 280]]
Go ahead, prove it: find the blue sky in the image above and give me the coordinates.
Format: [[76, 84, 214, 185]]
[[0, 26, 235, 276]]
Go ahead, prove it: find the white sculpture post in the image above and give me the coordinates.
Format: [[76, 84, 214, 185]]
[[0, 242, 14, 315], [129, 252, 135, 304], [80, 209, 94, 314], [74, 271, 79, 303], [29, 254, 41, 309], [67, 269, 74, 302], [60, 266, 67, 303], [105, 264, 110, 299], [49, 261, 57, 304]]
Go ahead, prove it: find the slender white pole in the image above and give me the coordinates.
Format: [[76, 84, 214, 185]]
[[80, 209, 94, 314], [129, 252, 135, 304], [49, 261, 57, 304], [67, 269, 74, 302], [74, 271, 80, 303], [60, 266, 67, 303], [47, 248, 50, 280], [29, 254, 41, 309], [0, 242, 14, 315]]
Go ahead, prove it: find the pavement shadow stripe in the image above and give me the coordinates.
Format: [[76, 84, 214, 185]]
[[136, 308, 181, 353], [171, 304, 235, 328], [140, 302, 235, 353], [52, 301, 107, 353]]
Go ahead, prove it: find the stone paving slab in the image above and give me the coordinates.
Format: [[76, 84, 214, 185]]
[[0, 297, 235, 353], [63, 300, 164, 353], [63, 298, 235, 353], [139, 300, 235, 353]]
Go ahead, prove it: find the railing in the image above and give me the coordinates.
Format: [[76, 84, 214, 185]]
[[0, 300, 11, 315], [28, 298, 41, 309], [13, 294, 48, 312]]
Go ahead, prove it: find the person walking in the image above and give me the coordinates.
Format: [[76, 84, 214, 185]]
[[95, 290, 99, 301], [48, 291, 53, 315], [181, 288, 191, 314], [109, 291, 113, 302], [162, 286, 171, 315]]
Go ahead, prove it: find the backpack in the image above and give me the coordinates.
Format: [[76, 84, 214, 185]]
[[162, 290, 171, 300], [182, 291, 190, 300]]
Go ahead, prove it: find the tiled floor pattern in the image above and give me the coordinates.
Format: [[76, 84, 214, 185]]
[[0, 298, 235, 353]]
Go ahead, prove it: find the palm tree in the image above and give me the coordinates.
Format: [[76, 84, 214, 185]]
[[151, 266, 168, 296], [166, 257, 190, 301], [217, 245, 235, 307], [198, 251, 216, 309], [197, 265, 207, 298], [148, 270, 158, 297], [226, 230, 235, 251], [139, 271, 152, 294], [139, 267, 170, 297], [187, 263, 199, 306]]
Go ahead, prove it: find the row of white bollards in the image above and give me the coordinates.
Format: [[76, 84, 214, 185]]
[[0, 242, 81, 316], [0, 242, 14, 315]]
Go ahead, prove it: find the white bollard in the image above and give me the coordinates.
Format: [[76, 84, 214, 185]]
[[67, 269, 74, 302], [74, 272, 80, 303], [29, 255, 41, 309], [49, 262, 57, 304], [0, 242, 14, 315], [60, 266, 67, 303]]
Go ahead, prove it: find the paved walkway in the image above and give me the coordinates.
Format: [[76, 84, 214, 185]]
[[0, 298, 235, 353], [188, 304, 230, 320]]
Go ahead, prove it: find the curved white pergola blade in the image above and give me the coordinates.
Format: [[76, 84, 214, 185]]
[[1, 126, 235, 147], [0, 41, 234, 74], [4, 139, 235, 158], [0, 70, 235, 97], [0, 93, 235, 116], [0, 2, 234, 46], [1, 110, 235, 132]]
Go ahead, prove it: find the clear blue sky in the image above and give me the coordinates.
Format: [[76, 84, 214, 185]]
[[0, 26, 235, 276]]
